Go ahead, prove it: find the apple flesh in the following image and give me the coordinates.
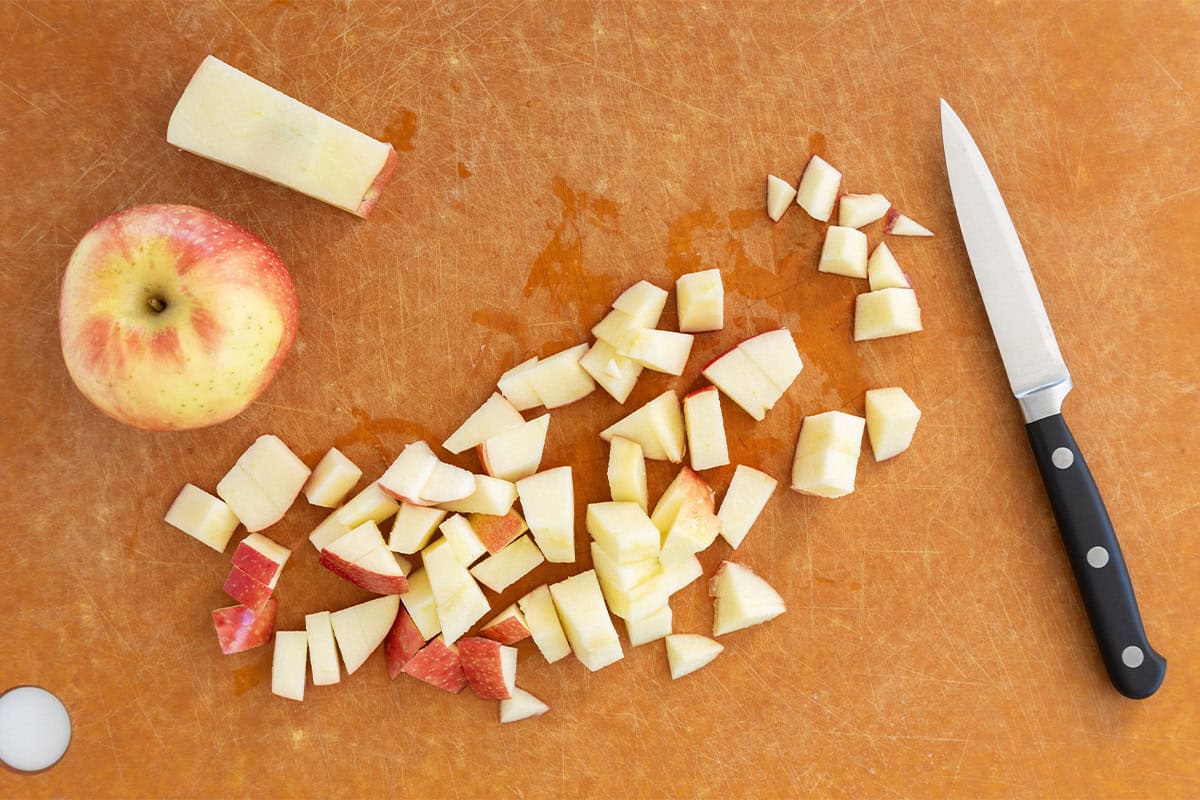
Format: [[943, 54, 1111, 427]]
[[402, 636, 468, 693], [884, 209, 934, 237], [442, 393, 524, 454], [399, 568, 441, 641], [518, 585, 572, 664], [470, 535, 546, 593], [854, 288, 922, 341], [231, 533, 290, 587], [469, 509, 529, 554], [59, 204, 298, 431], [319, 521, 409, 594], [383, 606, 427, 679], [168, 55, 395, 217], [579, 339, 642, 404], [222, 565, 274, 612], [164, 484, 239, 552], [329, 595, 400, 675], [212, 599, 277, 654], [592, 309, 644, 354], [305, 611, 340, 686], [702, 330, 802, 421], [458, 638, 518, 700], [307, 481, 400, 551], [497, 357, 542, 411], [303, 448, 362, 508], [652, 467, 720, 563], [766, 174, 798, 222], [819, 225, 869, 279], [865, 387, 922, 461], [790, 410, 865, 498], [795, 155, 842, 221], [665, 634, 724, 679], [515, 467, 576, 563], [738, 330, 803, 392], [419, 462, 477, 505], [438, 474, 517, 516], [549, 570, 624, 672], [479, 604, 532, 645], [500, 688, 550, 724], [217, 435, 311, 531], [625, 605, 672, 647], [388, 503, 447, 554], [867, 241, 911, 291], [717, 465, 778, 548], [838, 193, 890, 228], [611, 280, 669, 327], [377, 441, 438, 504], [683, 386, 729, 471], [479, 414, 550, 482], [710, 561, 786, 636], [523, 344, 595, 409], [661, 553, 704, 596], [439, 514, 488, 565], [606, 436, 648, 510], [627, 329, 695, 375], [420, 539, 490, 643], [675, 269, 725, 333], [586, 502, 662, 564], [271, 630, 307, 702], [599, 390, 685, 463]]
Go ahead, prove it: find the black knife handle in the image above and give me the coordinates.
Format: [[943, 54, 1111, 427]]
[[1025, 413, 1165, 699]]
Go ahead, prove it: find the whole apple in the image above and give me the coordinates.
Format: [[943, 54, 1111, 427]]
[[59, 204, 298, 431]]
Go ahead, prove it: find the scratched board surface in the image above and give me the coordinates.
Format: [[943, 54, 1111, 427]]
[[1, 1, 1198, 797]]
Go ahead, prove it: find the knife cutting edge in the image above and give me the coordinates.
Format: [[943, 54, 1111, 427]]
[[940, 99, 1165, 699]]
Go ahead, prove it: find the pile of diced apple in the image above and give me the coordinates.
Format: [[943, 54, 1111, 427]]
[[164, 149, 931, 720]]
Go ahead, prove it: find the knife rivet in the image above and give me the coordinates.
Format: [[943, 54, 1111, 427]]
[[1086, 546, 1109, 568], [1122, 646, 1145, 669], [1051, 447, 1074, 469]]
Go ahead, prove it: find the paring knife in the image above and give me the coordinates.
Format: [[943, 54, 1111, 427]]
[[940, 100, 1165, 699]]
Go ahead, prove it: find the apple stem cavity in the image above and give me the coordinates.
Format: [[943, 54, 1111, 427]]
[[147, 295, 168, 313]]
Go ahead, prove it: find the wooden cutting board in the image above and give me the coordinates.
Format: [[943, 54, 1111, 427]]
[[1, 1, 1197, 797]]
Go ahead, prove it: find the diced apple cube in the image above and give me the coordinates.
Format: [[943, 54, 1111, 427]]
[[795, 154, 842, 221], [586, 502, 662, 564], [165, 484, 239, 552], [421, 539, 489, 643], [515, 467, 576, 563], [458, 637, 518, 700], [470, 535, 546, 593], [661, 553, 704, 596], [650, 467, 715, 534], [479, 604, 532, 645], [790, 411, 865, 499], [215, 467, 279, 533], [675, 268, 725, 333], [612, 280, 669, 328], [709, 561, 786, 636], [232, 533, 290, 588], [597, 571, 668, 621], [497, 357, 541, 411], [319, 521, 409, 595], [303, 448, 362, 508], [819, 225, 869, 279], [402, 636, 467, 693], [438, 474, 517, 515], [599, 390, 685, 463], [442, 393, 525, 454], [627, 328, 695, 375], [234, 434, 312, 511], [607, 436, 648, 510], [701, 348, 778, 421], [865, 387, 922, 461], [377, 441, 439, 504], [683, 386, 729, 472], [383, 606, 427, 679], [625, 605, 672, 647], [737, 329, 803, 393], [664, 634, 724, 679], [525, 344, 595, 408], [591, 309, 643, 354], [388, 503, 447, 554], [479, 414, 549, 482], [500, 687, 550, 724], [212, 599, 276, 655], [549, 570, 624, 672], [305, 611, 340, 686], [399, 568, 441, 641], [838, 193, 890, 228], [469, 508, 528, 554], [518, 585, 572, 664], [590, 542, 661, 592], [439, 514, 487, 565], [223, 565, 273, 611], [884, 209, 934, 237], [335, 482, 400, 528], [717, 465, 778, 548], [854, 288, 922, 341], [867, 241, 910, 291], [418, 462, 475, 505], [579, 340, 643, 404], [766, 174, 797, 222], [271, 631, 307, 702]]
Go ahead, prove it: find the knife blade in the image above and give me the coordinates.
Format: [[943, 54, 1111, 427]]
[[940, 99, 1165, 699]]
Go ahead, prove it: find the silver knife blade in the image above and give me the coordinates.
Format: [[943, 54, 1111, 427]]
[[940, 99, 1072, 423]]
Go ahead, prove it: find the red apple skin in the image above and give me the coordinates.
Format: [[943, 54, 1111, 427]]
[[222, 565, 274, 611], [231, 539, 284, 586], [458, 637, 512, 700], [356, 148, 398, 218], [468, 509, 527, 554], [683, 385, 720, 402], [402, 637, 467, 693], [384, 607, 427, 679], [212, 599, 277, 654], [479, 616, 531, 645], [476, 443, 494, 477], [318, 551, 409, 595], [58, 204, 298, 431]]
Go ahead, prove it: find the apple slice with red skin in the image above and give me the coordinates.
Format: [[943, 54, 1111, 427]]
[[222, 565, 274, 611], [384, 606, 428, 679], [212, 599, 277, 655], [468, 508, 528, 554], [320, 521, 409, 594], [402, 636, 468, 693], [458, 637, 517, 700], [884, 209, 934, 237], [479, 604, 531, 645], [231, 533, 289, 587], [377, 441, 439, 504]]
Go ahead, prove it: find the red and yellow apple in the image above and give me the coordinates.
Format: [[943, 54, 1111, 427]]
[[59, 204, 298, 431]]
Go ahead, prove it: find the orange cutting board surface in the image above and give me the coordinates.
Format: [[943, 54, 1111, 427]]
[[1, 1, 1198, 797]]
